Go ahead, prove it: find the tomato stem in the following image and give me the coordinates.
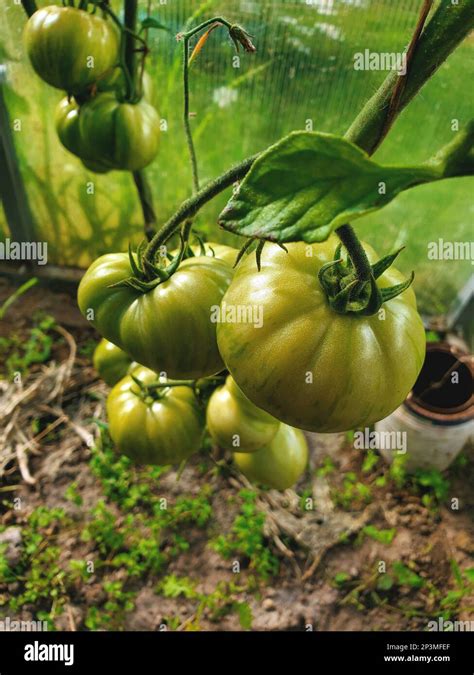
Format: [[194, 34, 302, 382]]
[[182, 34, 200, 194], [345, 1, 474, 155], [335, 224, 372, 282], [20, 0, 37, 17], [123, 0, 138, 102], [142, 154, 258, 274]]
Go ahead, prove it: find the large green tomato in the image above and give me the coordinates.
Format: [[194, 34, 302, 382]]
[[107, 366, 204, 465], [207, 375, 280, 452], [24, 6, 119, 93], [55, 97, 112, 172], [78, 93, 160, 171], [217, 237, 426, 433], [78, 254, 233, 379], [234, 424, 308, 490], [93, 338, 133, 387]]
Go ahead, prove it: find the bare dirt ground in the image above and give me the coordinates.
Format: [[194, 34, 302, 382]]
[[0, 278, 473, 631]]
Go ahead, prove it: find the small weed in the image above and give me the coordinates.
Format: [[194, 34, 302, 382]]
[[64, 482, 83, 507], [357, 525, 397, 546], [212, 489, 279, 581], [332, 472, 372, 510], [156, 574, 253, 630], [84, 581, 135, 631], [0, 313, 57, 378]]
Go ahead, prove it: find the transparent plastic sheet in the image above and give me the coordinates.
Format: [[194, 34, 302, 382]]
[[0, 0, 472, 313]]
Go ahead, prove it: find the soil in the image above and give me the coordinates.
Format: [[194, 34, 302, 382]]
[[0, 278, 473, 632]]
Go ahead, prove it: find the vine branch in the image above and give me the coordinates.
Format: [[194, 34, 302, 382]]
[[143, 154, 258, 269], [20, 0, 36, 18], [345, 0, 474, 155], [336, 0, 435, 279]]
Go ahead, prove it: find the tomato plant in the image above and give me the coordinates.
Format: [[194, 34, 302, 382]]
[[20, 1, 473, 495], [77, 253, 233, 379], [217, 237, 426, 433], [106, 366, 204, 465], [233, 424, 308, 490], [207, 375, 280, 452], [24, 6, 119, 93], [93, 338, 134, 387]]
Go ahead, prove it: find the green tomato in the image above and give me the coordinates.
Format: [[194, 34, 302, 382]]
[[234, 424, 308, 490], [24, 6, 119, 93], [207, 375, 280, 453], [107, 366, 204, 465], [93, 338, 133, 387], [217, 237, 426, 433], [55, 97, 112, 172], [78, 254, 233, 379], [55, 97, 83, 157], [78, 93, 160, 171]]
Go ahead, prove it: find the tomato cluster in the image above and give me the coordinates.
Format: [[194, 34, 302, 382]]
[[82, 236, 425, 491], [207, 376, 308, 489], [24, 6, 160, 172]]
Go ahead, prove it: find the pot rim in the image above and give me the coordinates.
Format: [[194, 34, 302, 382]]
[[407, 341, 474, 422]]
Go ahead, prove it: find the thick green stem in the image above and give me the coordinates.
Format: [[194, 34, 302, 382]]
[[337, 0, 473, 286], [143, 154, 258, 269], [335, 224, 373, 282], [20, 0, 37, 18], [146, 380, 195, 390], [123, 0, 138, 101], [345, 1, 474, 156], [425, 119, 474, 178], [132, 171, 157, 241]]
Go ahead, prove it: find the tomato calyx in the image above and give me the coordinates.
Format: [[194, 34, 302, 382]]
[[108, 235, 187, 292], [318, 243, 414, 316]]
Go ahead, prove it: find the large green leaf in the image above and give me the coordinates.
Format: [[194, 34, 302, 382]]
[[218, 131, 438, 243]]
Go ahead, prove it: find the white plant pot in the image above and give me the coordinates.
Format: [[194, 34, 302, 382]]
[[376, 405, 473, 472], [376, 342, 473, 472]]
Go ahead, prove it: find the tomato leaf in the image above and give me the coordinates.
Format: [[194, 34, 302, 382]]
[[219, 131, 438, 243]]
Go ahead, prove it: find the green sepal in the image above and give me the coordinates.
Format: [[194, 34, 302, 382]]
[[380, 272, 415, 302], [128, 243, 143, 278], [234, 237, 255, 268], [195, 234, 207, 257], [255, 240, 265, 272], [108, 275, 164, 293], [371, 247, 404, 279]]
